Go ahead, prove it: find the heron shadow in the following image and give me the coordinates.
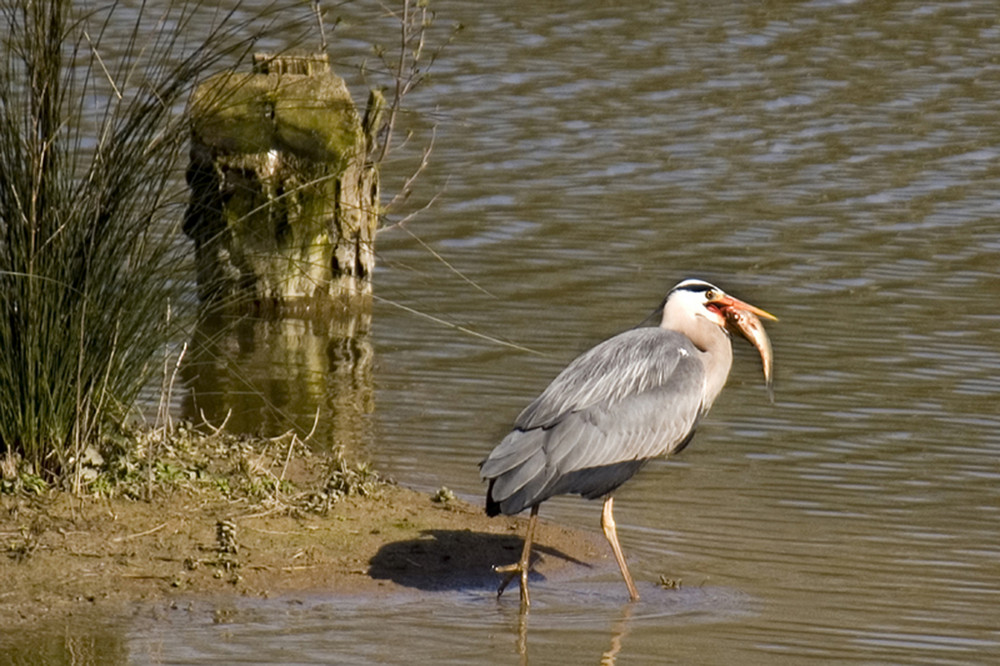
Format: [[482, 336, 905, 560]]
[[368, 529, 589, 591]]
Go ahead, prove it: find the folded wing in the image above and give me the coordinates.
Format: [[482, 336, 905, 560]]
[[482, 327, 707, 516]]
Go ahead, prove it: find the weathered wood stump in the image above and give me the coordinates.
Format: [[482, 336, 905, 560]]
[[184, 53, 379, 330], [182, 53, 378, 442]]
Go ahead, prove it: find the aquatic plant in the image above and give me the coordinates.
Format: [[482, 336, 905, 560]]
[[0, 0, 280, 488]]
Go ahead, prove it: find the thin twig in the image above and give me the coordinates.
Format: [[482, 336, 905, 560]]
[[237, 506, 288, 521], [282, 564, 323, 572], [311, 0, 328, 52], [372, 294, 547, 357], [377, 187, 444, 235], [399, 225, 498, 298], [280, 433, 299, 482], [83, 31, 123, 100], [162, 341, 188, 433], [304, 406, 321, 442], [199, 408, 233, 436], [278, 406, 318, 481], [113, 521, 170, 542], [382, 126, 436, 213], [377, 0, 410, 163]]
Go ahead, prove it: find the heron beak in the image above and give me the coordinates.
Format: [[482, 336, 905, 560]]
[[715, 295, 776, 402], [714, 294, 778, 322]]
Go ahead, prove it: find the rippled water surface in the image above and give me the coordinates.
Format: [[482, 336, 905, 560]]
[[16, 0, 1000, 663]]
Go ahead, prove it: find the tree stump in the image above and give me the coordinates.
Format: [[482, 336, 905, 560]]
[[184, 52, 379, 329]]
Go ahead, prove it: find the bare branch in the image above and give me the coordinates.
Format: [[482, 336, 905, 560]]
[[382, 125, 436, 213], [312, 0, 328, 52], [377, 187, 444, 235]]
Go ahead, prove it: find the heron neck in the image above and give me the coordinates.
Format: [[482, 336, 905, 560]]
[[660, 311, 734, 409]]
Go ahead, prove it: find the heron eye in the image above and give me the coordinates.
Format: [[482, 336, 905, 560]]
[[704, 289, 717, 301]]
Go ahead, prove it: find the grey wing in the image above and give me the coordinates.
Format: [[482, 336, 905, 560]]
[[481, 328, 706, 515], [514, 328, 700, 429]]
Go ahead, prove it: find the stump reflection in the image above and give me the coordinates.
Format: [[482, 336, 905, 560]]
[[181, 314, 374, 450]]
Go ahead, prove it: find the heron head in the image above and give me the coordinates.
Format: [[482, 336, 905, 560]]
[[665, 279, 775, 325], [664, 278, 778, 396]]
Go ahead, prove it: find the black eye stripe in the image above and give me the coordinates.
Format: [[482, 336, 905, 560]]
[[672, 279, 717, 294]]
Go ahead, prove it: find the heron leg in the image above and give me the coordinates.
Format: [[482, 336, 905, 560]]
[[494, 504, 539, 607], [602, 496, 639, 602]]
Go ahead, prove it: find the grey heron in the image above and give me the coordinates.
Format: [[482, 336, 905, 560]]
[[479, 278, 776, 605]]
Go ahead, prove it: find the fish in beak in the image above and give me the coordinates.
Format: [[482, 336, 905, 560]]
[[714, 295, 777, 401]]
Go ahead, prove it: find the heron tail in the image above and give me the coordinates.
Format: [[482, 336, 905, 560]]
[[485, 479, 501, 517]]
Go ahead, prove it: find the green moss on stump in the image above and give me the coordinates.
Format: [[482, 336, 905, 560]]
[[190, 70, 362, 168]]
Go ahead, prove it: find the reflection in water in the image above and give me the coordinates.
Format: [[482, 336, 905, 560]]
[[511, 600, 635, 666], [0, 621, 127, 666], [515, 608, 528, 666], [180, 314, 374, 450], [599, 603, 634, 666]]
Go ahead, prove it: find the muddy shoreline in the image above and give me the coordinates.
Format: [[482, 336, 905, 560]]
[[0, 484, 607, 634]]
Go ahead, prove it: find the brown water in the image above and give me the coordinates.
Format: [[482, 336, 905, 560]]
[[18, 0, 1000, 663]]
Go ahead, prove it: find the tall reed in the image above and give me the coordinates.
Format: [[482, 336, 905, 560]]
[[0, 0, 281, 486]]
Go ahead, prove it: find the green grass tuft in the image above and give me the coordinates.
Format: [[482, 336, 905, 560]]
[[0, 0, 286, 487]]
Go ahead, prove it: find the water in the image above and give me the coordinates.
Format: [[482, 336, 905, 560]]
[[14, 0, 1000, 662]]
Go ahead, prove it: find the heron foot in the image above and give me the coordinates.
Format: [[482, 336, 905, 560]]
[[493, 562, 530, 607], [493, 505, 539, 608]]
